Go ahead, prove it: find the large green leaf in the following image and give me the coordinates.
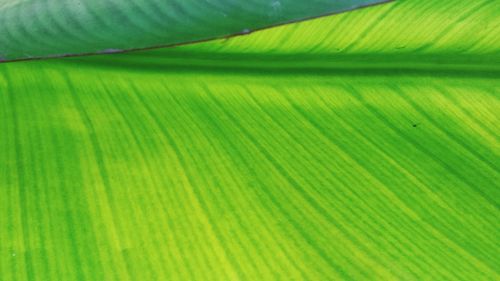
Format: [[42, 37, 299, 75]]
[[0, 0, 386, 61], [1, 0, 499, 280]]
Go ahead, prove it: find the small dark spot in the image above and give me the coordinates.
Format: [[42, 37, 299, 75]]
[[412, 123, 419, 128]]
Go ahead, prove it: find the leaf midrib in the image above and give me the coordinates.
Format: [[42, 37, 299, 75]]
[[53, 52, 499, 79]]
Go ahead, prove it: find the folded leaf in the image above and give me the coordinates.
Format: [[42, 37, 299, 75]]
[[0, 0, 388, 61]]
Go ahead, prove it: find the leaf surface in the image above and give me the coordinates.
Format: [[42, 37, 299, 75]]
[[0, 0, 387, 61], [0, 0, 499, 280]]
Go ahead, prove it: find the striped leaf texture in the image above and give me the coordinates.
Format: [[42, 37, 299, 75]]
[[0, 0, 499, 280], [0, 0, 386, 61]]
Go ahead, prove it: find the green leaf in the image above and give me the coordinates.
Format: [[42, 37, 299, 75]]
[[0, 0, 387, 61], [1, 0, 499, 280]]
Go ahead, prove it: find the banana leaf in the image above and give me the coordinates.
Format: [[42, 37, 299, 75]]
[[0, 0, 499, 280]]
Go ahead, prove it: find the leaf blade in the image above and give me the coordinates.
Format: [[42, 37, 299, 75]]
[[0, 0, 499, 280], [0, 0, 389, 61]]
